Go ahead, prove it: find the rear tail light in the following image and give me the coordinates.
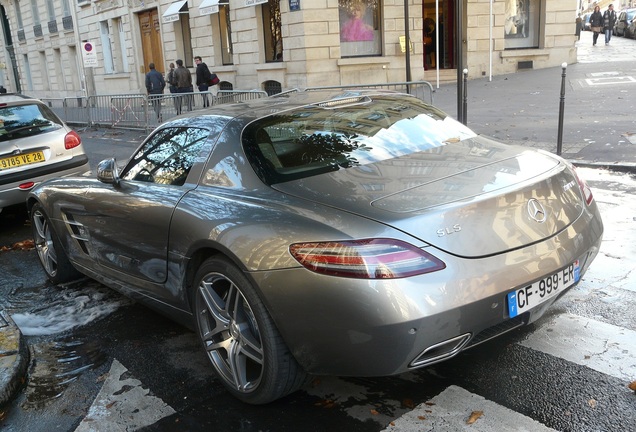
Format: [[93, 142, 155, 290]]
[[289, 239, 445, 279], [573, 167, 594, 205], [19, 182, 35, 190], [64, 130, 82, 150]]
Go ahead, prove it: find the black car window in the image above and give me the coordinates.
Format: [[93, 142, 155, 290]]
[[121, 127, 210, 186], [243, 95, 476, 185], [0, 103, 62, 142]]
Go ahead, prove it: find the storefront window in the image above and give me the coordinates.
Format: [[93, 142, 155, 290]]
[[339, 0, 382, 57], [263, 0, 283, 62], [504, 0, 540, 49], [219, 3, 233, 65]]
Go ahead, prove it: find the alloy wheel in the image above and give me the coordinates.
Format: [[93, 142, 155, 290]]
[[196, 272, 264, 393], [32, 209, 58, 277]]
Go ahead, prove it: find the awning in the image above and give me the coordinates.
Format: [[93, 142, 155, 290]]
[[199, 0, 219, 16], [244, 0, 267, 6], [163, 0, 188, 23]]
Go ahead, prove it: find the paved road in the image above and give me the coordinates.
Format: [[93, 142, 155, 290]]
[[1, 169, 634, 432]]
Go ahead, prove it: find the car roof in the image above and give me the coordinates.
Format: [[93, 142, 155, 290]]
[[0, 93, 42, 105]]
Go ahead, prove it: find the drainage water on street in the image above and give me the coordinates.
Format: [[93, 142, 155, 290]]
[[0, 278, 133, 408], [21, 338, 106, 409], [5, 280, 132, 336]]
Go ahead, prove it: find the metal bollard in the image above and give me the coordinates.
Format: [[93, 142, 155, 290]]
[[462, 69, 468, 125], [557, 62, 567, 156]]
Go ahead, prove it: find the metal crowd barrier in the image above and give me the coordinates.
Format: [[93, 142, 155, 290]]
[[40, 98, 65, 119], [43, 84, 433, 131], [291, 81, 436, 105], [215, 90, 269, 105], [64, 97, 90, 125], [45, 90, 268, 130]]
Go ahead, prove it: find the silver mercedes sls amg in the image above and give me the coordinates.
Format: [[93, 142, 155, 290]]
[[27, 90, 603, 404]]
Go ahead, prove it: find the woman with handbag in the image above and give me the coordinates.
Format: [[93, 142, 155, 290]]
[[589, 6, 603, 46]]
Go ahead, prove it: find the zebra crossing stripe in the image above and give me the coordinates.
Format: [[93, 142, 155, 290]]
[[382, 385, 556, 431], [519, 313, 636, 382], [74, 359, 175, 432]]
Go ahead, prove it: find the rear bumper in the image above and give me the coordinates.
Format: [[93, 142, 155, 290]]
[[0, 155, 90, 208], [250, 206, 603, 377]]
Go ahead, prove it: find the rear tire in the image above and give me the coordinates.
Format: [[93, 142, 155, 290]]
[[30, 203, 81, 284], [192, 256, 307, 404]]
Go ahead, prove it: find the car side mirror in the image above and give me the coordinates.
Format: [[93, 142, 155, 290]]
[[97, 158, 120, 186]]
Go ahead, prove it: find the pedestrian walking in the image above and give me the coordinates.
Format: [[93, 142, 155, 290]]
[[173, 59, 193, 114], [589, 6, 603, 46], [603, 4, 617, 45], [145, 63, 165, 122], [194, 56, 214, 108], [166, 62, 179, 113]]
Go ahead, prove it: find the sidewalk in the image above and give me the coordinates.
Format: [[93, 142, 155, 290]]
[[1, 29, 635, 408], [0, 311, 29, 406], [431, 28, 636, 171]]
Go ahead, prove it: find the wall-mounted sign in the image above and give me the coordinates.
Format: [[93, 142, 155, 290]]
[[289, 0, 300, 11], [82, 41, 98, 67], [199, 0, 219, 15], [163, 0, 188, 23], [399, 36, 413, 54], [245, 0, 267, 6]]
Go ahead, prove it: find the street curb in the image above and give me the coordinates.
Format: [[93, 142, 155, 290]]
[[570, 160, 636, 174], [0, 311, 29, 407]]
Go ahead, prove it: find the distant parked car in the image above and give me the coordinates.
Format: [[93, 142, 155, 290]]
[[626, 16, 636, 38], [0, 93, 90, 213], [614, 8, 636, 36]]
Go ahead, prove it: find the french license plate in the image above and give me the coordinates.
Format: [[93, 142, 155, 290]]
[[0, 151, 45, 170], [507, 261, 580, 318]]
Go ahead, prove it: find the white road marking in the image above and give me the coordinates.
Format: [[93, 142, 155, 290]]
[[589, 71, 620, 77], [585, 76, 636, 86], [74, 359, 175, 432], [382, 385, 556, 432], [519, 313, 636, 382]]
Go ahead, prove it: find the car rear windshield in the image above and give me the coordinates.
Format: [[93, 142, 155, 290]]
[[0, 103, 62, 142], [242, 95, 476, 185]]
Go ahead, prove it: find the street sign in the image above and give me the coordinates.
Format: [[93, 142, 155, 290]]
[[82, 41, 98, 68]]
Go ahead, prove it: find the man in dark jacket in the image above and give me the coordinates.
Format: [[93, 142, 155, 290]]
[[603, 4, 617, 45], [174, 59, 193, 114], [145, 63, 165, 122], [194, 56, 212, 108]]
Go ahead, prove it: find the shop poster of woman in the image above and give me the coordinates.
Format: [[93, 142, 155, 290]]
[[340, 0, 374, 42]]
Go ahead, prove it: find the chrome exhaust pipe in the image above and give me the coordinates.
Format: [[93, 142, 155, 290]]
[[409, 333, 472, 368]]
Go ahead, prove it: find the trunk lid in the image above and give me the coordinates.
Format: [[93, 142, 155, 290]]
[[273, 137, 583, 257]]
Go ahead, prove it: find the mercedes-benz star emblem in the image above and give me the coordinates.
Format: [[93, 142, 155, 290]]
[[527, 199, 547, 223]]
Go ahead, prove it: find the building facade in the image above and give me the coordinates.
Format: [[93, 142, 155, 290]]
[[0, 0, 579, 99]]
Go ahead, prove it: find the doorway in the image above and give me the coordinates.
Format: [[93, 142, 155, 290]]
[[138, 10, 165, 74], [423, 0, 455, 71]]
